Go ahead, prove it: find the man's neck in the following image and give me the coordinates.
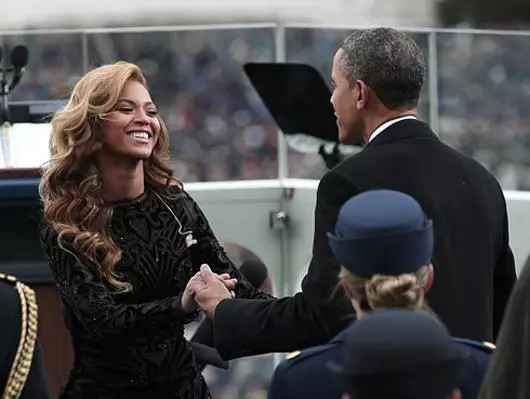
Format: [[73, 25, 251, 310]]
[[97, 153, 145, 202]]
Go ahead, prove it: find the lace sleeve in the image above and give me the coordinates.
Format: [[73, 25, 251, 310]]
[[183, 192, 273, 301], [39, 224, 186, 340]]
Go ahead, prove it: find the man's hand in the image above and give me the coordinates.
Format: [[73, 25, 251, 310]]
[[191, 264, 234, 318], [181, 265, 236, 314]]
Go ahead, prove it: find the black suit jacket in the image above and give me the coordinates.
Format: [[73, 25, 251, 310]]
[[211, 119, 516, 360]]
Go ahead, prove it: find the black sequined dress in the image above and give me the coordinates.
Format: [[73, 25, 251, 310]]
[[39, 185, 270, 398]]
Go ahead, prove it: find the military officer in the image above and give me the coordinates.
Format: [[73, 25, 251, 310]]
[[268, 190, 493, 399], [329, 309, 467, 399]]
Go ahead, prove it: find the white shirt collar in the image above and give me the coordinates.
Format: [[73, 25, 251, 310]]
[[368, 116, 417, 143]]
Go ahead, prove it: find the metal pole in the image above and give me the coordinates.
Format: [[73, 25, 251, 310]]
[[274, 24, 289, 180], [427, 31, 440, 135], [272, 23, 291, 368], [273, 23, 292, 296], [81, 32, 89, 74]]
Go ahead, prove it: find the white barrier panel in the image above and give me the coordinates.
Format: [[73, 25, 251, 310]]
[[185, 179, 530, 295], [503, 190, 530, 275], [185, 180, 285, 296]]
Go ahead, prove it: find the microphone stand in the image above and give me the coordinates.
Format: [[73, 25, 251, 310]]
[[0, 66, 25, 168], [0, 65, 11, 168], [318, 142, 345, 170]]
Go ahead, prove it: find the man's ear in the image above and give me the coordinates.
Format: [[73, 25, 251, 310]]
[[354, 80, 370, 111]]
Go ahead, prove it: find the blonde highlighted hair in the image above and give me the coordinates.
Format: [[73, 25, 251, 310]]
[[39, 61, 179, 292], [340, 265, 430, 311]]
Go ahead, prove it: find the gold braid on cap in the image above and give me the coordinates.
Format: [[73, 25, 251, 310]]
[[1, 273, 38, 399]]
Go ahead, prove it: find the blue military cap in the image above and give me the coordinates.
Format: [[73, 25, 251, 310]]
[[329, 309, 467, 399], [327, 190, 433, 277]]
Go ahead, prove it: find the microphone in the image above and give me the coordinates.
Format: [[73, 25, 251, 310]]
[[8, 46, 28, 92], [0, 44, 29, 127], [11, 45, 28, 69], [239, 259, 268, 289], [318, 142, 345, 170]]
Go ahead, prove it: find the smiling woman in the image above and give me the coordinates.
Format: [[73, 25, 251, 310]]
[[37, 61, 272, 399]]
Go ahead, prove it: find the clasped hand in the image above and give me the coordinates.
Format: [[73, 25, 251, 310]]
[[181, 264, 236, 317]]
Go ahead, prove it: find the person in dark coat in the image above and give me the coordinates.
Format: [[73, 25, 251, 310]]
[[189, 27, 515, 360], [0, 273, 50, 398], [478, 254, 530, 399], [329, 309, 466, 399], [268, 190, 493, 399]]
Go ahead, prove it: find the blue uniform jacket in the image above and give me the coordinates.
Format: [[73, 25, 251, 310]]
[[268, 330, 493, 399]]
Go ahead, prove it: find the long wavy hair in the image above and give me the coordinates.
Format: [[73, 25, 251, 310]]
[[39, 61, 180, 292]]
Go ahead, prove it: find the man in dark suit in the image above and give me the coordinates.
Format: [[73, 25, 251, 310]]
[[190, 27, 515, 360]]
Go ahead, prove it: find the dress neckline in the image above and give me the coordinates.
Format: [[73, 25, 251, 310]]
[[107, 190, 149, 207]]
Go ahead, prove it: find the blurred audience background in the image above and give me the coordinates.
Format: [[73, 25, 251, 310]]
[[7, 25, 530, 189]]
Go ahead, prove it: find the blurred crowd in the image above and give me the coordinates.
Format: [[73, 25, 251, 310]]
[[7, 26, 530, 189]]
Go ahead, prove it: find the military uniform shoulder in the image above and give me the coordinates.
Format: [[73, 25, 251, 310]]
[[0, 273, 36, 296], [0, 272, 18, 284], [452, 337, 496, 353], [0, 273, 39, 398], [286, 350, 301, 360], [0, 273, 21, 300], [0, 272, 36, 307], [279, 342, 341, 370], [0, 273, 20, 306]]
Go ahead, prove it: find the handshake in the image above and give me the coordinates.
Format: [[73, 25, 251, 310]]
[[181, 264, 238, 317]]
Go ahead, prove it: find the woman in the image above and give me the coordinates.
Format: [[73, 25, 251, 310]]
[[38, 61, 270, 398], [269, 189, 491, 399]]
